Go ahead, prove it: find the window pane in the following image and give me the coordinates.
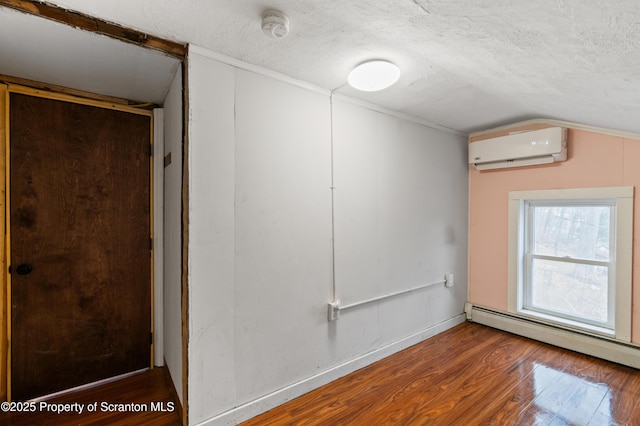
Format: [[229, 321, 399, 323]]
[[529, 258, 608, 324], [532, 205, 610, 261]]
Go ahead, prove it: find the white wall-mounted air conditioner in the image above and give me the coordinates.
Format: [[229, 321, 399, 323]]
[[469, 127, 568, 171]]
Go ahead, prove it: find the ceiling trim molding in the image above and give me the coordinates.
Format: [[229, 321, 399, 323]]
[[0, 0, 187, 59], [189, 44, 331, 97], [330, 93, 466, 137], [470, 118, 640, 142], [189, 45, 466, 137]]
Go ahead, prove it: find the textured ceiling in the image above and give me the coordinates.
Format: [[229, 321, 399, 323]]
[[15, 0, 640, 133]]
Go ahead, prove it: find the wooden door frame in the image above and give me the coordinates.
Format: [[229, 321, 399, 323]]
[[1, 84, 155, 401], [0, 84, 7, 400]]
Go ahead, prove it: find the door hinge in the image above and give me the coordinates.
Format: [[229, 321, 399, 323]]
[[150, 332, 153, 345], [150, 237, 153, 251]]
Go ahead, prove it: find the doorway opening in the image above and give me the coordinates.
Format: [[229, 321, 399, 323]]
[[2, 84, 155, 401]]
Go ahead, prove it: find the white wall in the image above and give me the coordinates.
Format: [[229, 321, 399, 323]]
[[332, 100, 469, 354], [163, 65, 184, 402], [187, 46, 468, 426], [187, 51, 237, 423], [233, 69, 334, 403]]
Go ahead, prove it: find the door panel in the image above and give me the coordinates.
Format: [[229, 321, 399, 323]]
[[9, 93, 151, 400]]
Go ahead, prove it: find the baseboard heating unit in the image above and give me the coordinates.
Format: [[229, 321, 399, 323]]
[[464, 303, 640, 370]]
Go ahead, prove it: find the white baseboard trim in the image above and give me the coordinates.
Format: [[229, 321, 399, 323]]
[[466, 304, 640, 369], [196, 314, 466, 426]]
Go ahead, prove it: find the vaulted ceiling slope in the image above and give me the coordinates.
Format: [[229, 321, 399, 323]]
[[17, 1, 640, 134]]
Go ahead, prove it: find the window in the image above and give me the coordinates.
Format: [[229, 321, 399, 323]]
[[525, 201, 614, 328], [508, 187, 633, 341]]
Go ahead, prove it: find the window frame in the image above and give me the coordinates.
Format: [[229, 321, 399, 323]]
[[508, 187, 633, 342]]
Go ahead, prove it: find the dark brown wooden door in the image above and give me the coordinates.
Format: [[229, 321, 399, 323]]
[[9, 93, 151, 401]]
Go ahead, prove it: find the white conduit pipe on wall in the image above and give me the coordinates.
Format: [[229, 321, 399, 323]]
[[328, 276, 453, 321]]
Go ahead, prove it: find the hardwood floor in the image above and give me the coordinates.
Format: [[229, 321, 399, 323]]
[[242, 322, 640, 425], [9, 323, 638, 425], [3, 367, 181, 425]]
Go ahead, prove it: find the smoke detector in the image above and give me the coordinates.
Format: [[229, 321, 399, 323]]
[[262, 10, 289, 38]]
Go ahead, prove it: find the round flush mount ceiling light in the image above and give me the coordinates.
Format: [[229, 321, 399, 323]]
[[347, 60, 401, 92]]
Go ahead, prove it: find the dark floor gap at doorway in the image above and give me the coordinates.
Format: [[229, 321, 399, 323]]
[[3, 367, 181, 425]]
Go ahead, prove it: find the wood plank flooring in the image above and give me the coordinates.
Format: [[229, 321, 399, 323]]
[[242, 322, 640, 425], [2, 367, 181, 425]]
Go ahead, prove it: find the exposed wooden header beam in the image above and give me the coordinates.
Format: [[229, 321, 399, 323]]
[[0, 0, 187, 59]]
